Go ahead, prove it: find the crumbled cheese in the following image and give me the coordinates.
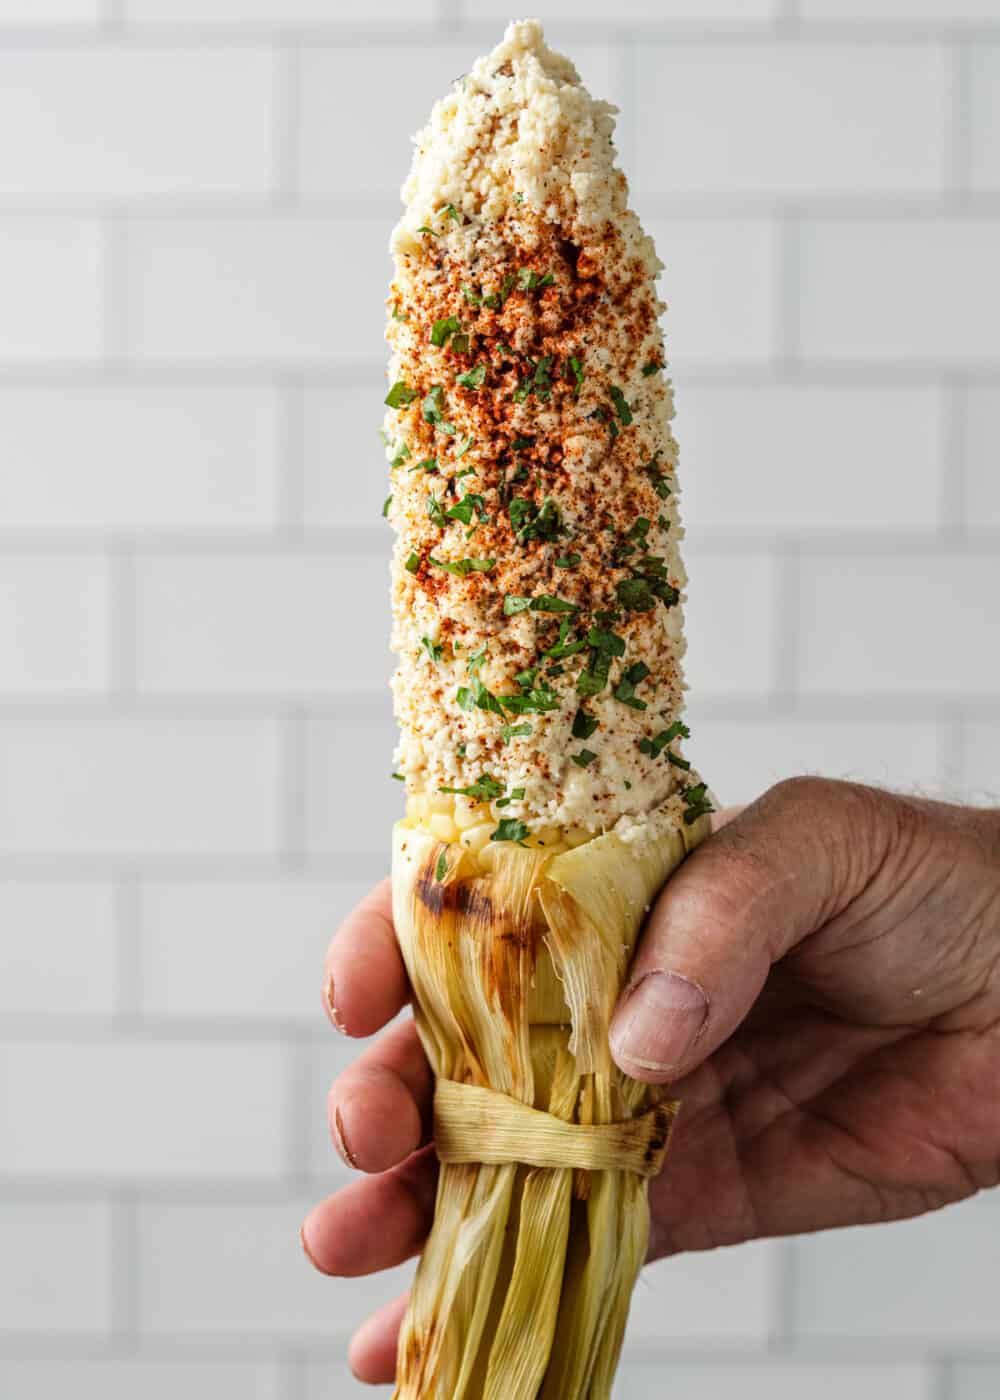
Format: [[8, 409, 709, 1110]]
[[386, 19, 694, 833]]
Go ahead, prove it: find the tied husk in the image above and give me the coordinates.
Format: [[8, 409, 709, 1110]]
[[391, 792, 710, 1400]]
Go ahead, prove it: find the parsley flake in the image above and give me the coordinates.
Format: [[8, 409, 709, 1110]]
[[456, 363, 486, 389], [434, 850, 448, 881], [404, 551, 420, 574], [682, 782, 714, 825], [431, 556, 496, 577], [501, 722, 533, 745], [491, 818, 530, 844], [571, 749, 598, 768], [439, 773, 504, 802], [610, 386, 633, 426], [385, 381, 418, 409], [572, 708, 598, 740]]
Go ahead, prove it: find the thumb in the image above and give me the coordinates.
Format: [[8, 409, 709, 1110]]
[[609, 777, 895, 1083]]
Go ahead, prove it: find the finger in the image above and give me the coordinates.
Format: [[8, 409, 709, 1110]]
[[609, 777, 897, 1083], [329, 1017, 433, 1174], [349, 1290, 410, 1386], [324, 878, 409, 1036], [300, 1145, 437, 1278]]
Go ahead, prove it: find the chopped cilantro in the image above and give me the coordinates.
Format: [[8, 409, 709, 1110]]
[[491, 818, 530, 844], [439, 773, 504, 802], [614, 660, 651, 710], [451, 332, 470, 356], [446, 493, 487, 527], [435, 850, 448, 881], [404, 551, 420, 573], [572, 708, 598, 740], [496, 785, 526, 808], [555, 553, 581, 569], [420, 635, 443, 664], [508, 495, 561, 543], [511, 436, 534, 451], [456, 363, 486, 389], [389, 440, 410, 469], [463, 285, 483, 307], [644, 454, 673, 500], [455, 436, 475, 459], [638, 721, 690, 759], [427, 494, 447, 528], [431, 556, 496, 577], [391, 772, 405, 781], [382, 495, 392, 517], [456, 742, 467, 758], [517, 268, 555, 291], [501, 723, 532, 745], [610, 386, 633, 426], [443, 203, 461, 222], [682, 782, 714, 825], [566, 356, 585, 391], [642, 361, 661, 376], [391, 303, 408, 322], [501, 682, 560, 715], [667, 750, 692, 771], [416, 225, 438, 237], [411, 457, 438, 474], [431, 316, 462, 349], [385, 380, 418, 409], [514, 354, 555, 404], [616, 577, 656, 612], [571, 749, 598, 768], [530, 594, 577, 614], [504, 595, 532, 616]]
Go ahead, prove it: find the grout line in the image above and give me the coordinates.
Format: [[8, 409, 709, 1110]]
[[280, 705, 309, 871], [945, 40, 974, 206], [285, 1037, 316, 1193], [771, 540, 800, 711], [933, 1356, 955, 1400], [275, 40, 301, 206], [436, 0, 462, 33], [283, 1348, 310, 1400], [103, 210, 129, 367], [113, 869, 142, 1021], [777, 207, 801, 375], [278, 374, 306, 539], [110, 1190, 139, 1345], [109, 541, 137, 701], [940, 377, 968, 537]]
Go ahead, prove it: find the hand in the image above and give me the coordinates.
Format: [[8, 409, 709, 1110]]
[[300, 778, 1000, 1384]]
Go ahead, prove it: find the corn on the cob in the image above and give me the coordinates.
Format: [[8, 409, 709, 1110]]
[[382, 20, 713, 1398]]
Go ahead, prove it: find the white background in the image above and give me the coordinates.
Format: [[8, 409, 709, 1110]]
[[1, 0, 999, 1396]]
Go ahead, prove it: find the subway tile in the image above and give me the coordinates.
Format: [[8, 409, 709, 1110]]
[[646, 217, 780, 368], [0, 1199, 112, 1334], [625, 1240, 778, 1343], [137, 1194, 415, 1338], [304, 709, 402, 860], [464, 0, 778, 18], [127, 0, 434, 22], [125, 217, 389, 365], [635, 44, 945, 197], [0, 384, 280, 532], [0, 1038, 287, 1180], [0, 554, 111, 694], [0, 715, 282, 857], [791, 1192, 1000, 1339], [0, 48, 275, 198], [299, 43, 615, 199], [679, 383, 945, 531], [0, 1358, 285, 1400], [684, 711, 948, 808], [682, 548, 779, 699], [962, 718, 1000, 803], [138, 876, 373, 1021], [0, 219, 103, 364], [302, 383, 399, 529], [616, 1359, 931, 1400], [0, 0, 98, 20], [0, 882, 116, 1017], [302, 1361, 368, 1400], [799, 218, 1000, 365], [797, 551, 1000, 698], [970, 43, 1000, 193], [800, 0, 1000, 18], [966, 385, 1000, 528], [952, 1363, 1000, 1400], [135, 553, 391, 696]]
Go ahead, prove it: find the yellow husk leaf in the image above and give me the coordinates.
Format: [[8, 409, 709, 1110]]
[[390, 793, 711, 1399]]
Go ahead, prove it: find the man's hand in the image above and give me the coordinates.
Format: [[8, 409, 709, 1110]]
[[301, 779, 1000, 1384]]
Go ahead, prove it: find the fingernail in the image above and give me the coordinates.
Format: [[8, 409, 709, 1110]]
[[300, 1220, 322, 1270], [325, 974, 346, 1034], [610, 971, 709, 1075], [332, 1104, 359, 1170]]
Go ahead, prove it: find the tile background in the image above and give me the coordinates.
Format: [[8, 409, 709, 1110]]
[[1, 1, 999, 1395]]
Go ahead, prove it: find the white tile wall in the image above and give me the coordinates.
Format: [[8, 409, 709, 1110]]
[[0, 49, 277, 199], [2, 6, 1000, 1398], [0, 385, 281, 533], [0, 1200, 113, 1335]]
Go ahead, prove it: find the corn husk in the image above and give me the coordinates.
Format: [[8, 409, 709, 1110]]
[[390, 792, 710, 1399]]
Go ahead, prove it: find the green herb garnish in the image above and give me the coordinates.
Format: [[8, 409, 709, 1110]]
[[571, 749, 598, 768], [572, 708, 598, 740], [431, 556, 496, 577], [491, 818, 530, 844], [404, 551, 420, 573], [382, 495, 392, 517], [501, 723, 533, 745], [440, 773, 505, 802], [385, 380, 418, 409], [610, 386, 633, 426], [435, 850, 448, 881], [682, 783, 713, 825], [456, 363, 486, 389]]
